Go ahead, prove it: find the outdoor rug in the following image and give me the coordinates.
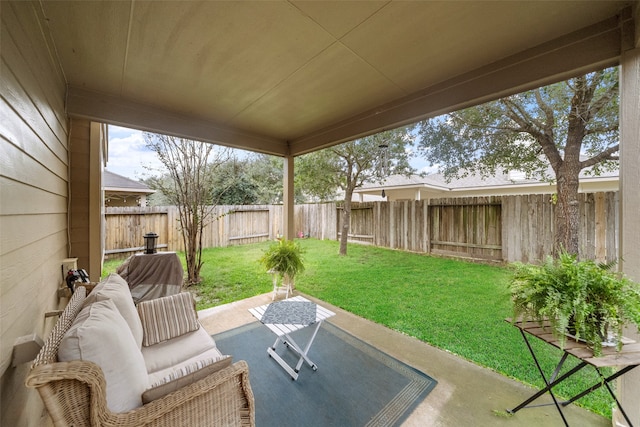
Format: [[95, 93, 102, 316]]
[[213, 321, 437, 427]]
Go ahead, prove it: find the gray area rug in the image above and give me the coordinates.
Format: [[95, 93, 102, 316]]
[[213, 321, 437, 427]]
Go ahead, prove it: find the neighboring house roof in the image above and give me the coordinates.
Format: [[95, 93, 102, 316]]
[[103, 170, 155, 195], [356, 166, 619, 200]]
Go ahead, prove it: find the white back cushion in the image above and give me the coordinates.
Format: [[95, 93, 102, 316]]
[[59, 299, 149, 413], [85, 273, 143, 348]]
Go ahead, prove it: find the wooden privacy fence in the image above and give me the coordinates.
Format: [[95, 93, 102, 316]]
[[338, 193, 617, 263], [338, 197, 502, 260], [501, 192, 618, 264], [105, 192, 618, 263], [105, 203, 338, 259], [105, 206, 172, 255]]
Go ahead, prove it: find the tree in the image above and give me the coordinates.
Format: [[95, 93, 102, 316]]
[[244, 153, 288, 204], [417, 68, 619, 256], [211, 158, 260, 205], [144, 133, 231, 285], [297, 127, 416, 255], [141, 175, 173, 206]]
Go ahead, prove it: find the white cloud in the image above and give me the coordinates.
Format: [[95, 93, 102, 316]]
[[106, 126, 166, 179]]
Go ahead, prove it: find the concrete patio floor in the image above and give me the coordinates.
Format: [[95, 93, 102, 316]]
[[198, 292, 611, 427]]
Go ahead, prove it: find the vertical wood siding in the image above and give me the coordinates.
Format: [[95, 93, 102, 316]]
[[1, 2, 69, 425]]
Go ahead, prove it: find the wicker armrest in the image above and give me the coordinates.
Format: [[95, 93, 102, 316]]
[[131, 360, 255, 427], [27, 359, 255, 427], [26, 360, 110, 425]]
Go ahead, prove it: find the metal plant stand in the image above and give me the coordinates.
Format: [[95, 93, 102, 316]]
[[507, 319, 640, 427]]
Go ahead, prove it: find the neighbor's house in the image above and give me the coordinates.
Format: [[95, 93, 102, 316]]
[[355, 168, 619, 201], [1, 2, 638, 426], [104, 170, 155, 208]]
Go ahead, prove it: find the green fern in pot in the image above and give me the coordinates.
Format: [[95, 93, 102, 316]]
[[510, 252, 640, 356], [260, 239, 305, 290]]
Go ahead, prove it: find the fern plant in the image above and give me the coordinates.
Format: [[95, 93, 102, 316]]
[[259, 239, 305, 287], [510, 252, 640, 356]]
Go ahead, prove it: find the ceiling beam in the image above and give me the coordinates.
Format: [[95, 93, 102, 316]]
[[289, 11, 629, 156], [66, 87, 289, 156]]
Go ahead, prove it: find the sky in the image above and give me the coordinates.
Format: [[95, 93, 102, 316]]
[[106, 126, 165, 180], [106, 125, 433, 181]]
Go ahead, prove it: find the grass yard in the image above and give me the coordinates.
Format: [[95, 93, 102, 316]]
[[103, 238, 615, 418]]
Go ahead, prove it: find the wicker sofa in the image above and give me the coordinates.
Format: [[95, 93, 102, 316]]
[[26, 274, 255, 426]]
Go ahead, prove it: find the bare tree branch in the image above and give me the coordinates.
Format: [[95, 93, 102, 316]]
[[501, 99, 543, 137], [586, 82, 618, 122], [584, 123, 618, 135], [581, 144, 619, 169], [534, 89, 555, 128]]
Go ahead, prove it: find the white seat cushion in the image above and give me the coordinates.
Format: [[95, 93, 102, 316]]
[[143, 355, 232, 403], [84, 273, 143, 348], [59, 299, 149, 413], [142, 326, 218, 374], [147, 346, 226, 386]]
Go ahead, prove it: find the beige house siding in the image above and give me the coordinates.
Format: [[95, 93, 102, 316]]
[[1, 2, 69, 426]]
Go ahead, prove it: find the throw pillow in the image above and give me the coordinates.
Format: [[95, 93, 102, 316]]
[[59, 299, 149, 413], [137, 292, 200, 347], [142, 355, 232, 403]]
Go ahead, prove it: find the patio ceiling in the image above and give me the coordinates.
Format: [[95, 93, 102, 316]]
[[40, 1, 635, 157]]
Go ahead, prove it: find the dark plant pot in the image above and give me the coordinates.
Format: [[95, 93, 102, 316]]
[[565, 314, 580, 339], [566, 316, 617, 348]]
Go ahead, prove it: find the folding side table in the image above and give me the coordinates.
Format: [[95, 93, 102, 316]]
[[507, 318, 640, 427], [249, 296, 335, 380]]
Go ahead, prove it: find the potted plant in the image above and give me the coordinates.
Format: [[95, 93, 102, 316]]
[[260, 239, 305, 293], [510, 251, 640, 356]]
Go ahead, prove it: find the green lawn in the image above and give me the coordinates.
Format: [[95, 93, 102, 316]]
[[103, 239, 614, 418]]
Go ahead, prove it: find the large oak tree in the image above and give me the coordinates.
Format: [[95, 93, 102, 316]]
[[417, 68, 619, 255]]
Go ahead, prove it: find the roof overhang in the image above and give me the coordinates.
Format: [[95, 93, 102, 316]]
[[38, 1, 638, 157], [356, 175, 620, 199], [104, 186, 156, 195]]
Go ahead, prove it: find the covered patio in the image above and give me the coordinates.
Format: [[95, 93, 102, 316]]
[[1, 1, 639, 425], [199, 291, 610, 426]]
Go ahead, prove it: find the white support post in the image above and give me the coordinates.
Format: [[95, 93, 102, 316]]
[[618, 45, 640, 427], [283, 155, 295, 241]]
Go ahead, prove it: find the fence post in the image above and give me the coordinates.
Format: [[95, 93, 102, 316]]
[[423, 199, 430, 254]]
